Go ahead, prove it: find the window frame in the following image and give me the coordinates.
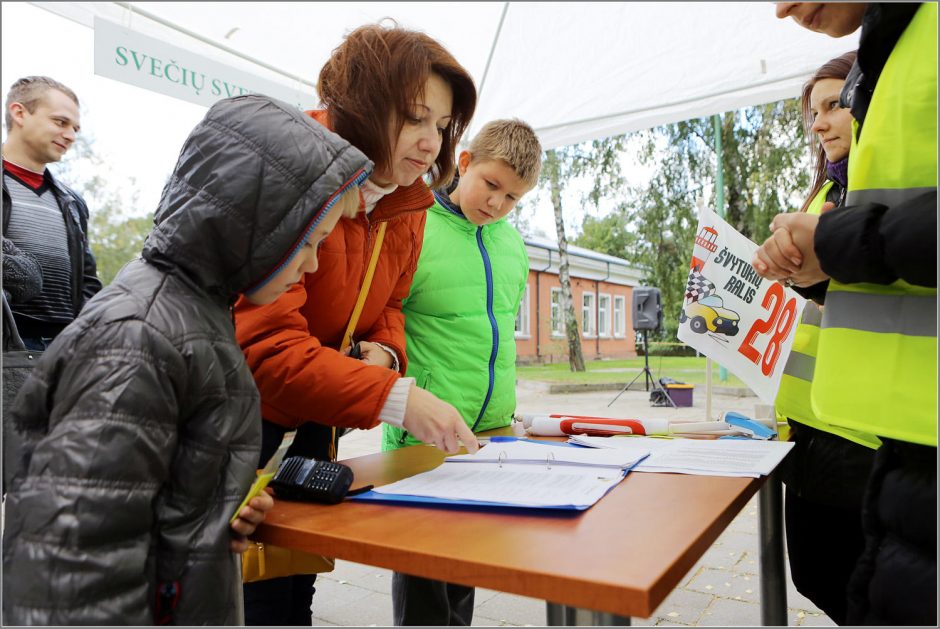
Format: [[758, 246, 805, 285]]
[[613, 295, 626, 338], [598, 293, 612, 338], [515, 284, 531, 339], [582, 291, 596, 338], [550, 287, 564, 337]]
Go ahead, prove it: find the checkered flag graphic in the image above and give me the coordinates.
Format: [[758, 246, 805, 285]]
[[685, 270, 716, 303]]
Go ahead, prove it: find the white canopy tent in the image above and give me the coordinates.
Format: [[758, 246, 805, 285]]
[[33, 1, 859, 149]]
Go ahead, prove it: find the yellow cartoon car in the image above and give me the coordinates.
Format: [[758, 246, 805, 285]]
[[681, 294, 740, 336]]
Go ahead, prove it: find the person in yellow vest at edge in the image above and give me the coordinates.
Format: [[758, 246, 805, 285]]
[[758, 49, 882, 626], [757, 3, 937, 625]]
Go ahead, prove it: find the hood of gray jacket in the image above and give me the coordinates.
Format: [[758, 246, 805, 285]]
[[142, 94, 371, 302]]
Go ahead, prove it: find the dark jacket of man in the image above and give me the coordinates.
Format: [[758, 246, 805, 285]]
[[1, 170, 103, 337]]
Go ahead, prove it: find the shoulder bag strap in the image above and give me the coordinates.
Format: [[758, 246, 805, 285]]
[[331, 221, 388, 460]]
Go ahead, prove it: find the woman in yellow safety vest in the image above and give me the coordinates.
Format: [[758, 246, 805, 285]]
[[764, 3, 937, 625], [761, 50, 881, 627]]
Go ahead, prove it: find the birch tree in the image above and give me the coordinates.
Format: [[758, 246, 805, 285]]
[[539, 136, 626, 371]]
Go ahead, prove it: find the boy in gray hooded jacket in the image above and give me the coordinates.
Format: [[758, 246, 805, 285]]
[[2, 94, 371, 625]]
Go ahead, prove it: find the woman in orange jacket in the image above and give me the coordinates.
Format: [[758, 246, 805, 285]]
[[233, 22, 478, 625]]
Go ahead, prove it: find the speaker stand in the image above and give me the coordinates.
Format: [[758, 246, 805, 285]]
[[607, 331, 677, 408]]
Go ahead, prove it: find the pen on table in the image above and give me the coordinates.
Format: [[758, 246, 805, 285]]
[[476, 436, 517, 447]]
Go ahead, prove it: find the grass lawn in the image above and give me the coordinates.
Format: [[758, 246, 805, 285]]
[[516, 356, 747, 388]]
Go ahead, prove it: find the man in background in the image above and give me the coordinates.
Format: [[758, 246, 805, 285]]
[[2, 76, 101, 350]]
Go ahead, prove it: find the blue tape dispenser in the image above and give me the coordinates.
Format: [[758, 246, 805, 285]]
[[720, 411, 777, 440]]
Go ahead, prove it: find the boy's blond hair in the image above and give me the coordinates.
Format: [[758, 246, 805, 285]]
[[467, 119, 542, 189], [336, 185, 362, 219]]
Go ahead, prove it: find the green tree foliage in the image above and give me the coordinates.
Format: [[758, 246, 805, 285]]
[[88, 211, 152, 285], [571, 99, 809, 347], [507, 194, 543, 237], [651, 99, 810, 242], [624, 145, 700, 346], [52, 134, 152, 285], [573, 207, 635, 261], [633, 99, 808, 342]]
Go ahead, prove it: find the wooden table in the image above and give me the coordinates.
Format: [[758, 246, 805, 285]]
[[253, 429, 786, 624]]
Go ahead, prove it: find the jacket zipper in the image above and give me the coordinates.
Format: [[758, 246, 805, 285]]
[[399, 212, 499, 445], [472, 226, 498, 432]]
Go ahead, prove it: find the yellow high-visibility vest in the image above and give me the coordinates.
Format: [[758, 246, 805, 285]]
[[812, 3, 938, 446], [775, 182, 881, 449]]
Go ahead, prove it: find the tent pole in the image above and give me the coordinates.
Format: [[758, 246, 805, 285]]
[[713, 113, 729, 388], [478, 1, 510, 102], [704, 113, 722, 420], [462, 1, 509, 147]]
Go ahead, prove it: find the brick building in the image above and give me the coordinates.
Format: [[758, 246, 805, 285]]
[[514, 235, 645, 364]]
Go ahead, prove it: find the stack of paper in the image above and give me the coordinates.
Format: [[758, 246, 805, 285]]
[[568, 435, 794, 478], [356, 439, 650, 510], [448, 439, 648, 469]]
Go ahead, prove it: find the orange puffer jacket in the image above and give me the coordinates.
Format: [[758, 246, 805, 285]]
[[234, 110, 431, 430]]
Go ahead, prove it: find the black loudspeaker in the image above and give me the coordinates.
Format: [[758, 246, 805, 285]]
[[632, 286, 663, 331]]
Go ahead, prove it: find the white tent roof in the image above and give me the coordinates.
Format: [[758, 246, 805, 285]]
[[34, 1, 859, 149]]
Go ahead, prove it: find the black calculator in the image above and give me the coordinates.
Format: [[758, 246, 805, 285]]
[[270, 456, 354, 504]]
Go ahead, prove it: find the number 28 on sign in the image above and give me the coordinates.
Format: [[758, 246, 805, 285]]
[[738, 281, 798, 376]]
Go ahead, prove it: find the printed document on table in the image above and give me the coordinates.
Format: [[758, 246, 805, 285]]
[[367, 440, 651, 509], [568, 435, 794, 478], [448, 439, 649, 469]]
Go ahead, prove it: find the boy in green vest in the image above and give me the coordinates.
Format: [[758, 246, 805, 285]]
[[382, 119, 542, 625]]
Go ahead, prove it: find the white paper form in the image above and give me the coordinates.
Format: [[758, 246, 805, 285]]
[[568, 435, 794, 478], [371, 462, 625, 508], [368, 440, 650, 509], [447, 439, 649, 470]]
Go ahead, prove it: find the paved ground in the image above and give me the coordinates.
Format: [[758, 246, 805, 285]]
[[308, 381, 836, 627]]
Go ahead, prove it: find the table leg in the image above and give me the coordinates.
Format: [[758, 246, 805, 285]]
[[546, 602, 630, 626], [758, 471, 787, 625]]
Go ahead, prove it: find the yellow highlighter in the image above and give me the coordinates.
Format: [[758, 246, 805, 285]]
[[229, 430, 296, 524]]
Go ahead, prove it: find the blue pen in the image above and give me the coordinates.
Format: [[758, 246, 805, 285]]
[[476, 436, 516, 447]]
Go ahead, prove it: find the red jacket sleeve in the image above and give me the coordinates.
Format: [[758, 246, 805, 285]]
[[234, 284, 400, 430]]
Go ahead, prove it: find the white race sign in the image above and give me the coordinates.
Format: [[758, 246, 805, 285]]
[[677, 207, 806, 404], [93, 17, 317, 110]]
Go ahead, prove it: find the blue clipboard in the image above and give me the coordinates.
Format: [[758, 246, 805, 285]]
[[347, 438, 645, 512]]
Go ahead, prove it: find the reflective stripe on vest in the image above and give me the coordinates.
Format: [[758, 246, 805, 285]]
[[847, 186, 936, 208], [774, 183, 881, 449], [822, 291, 936, 337], [782, 348, 815, 382], [812, 3, 938, 447]]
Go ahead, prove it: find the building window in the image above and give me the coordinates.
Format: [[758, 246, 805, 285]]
[[550, 288, 564, 336], [582, 292, 596, 337], [515, 284, 530, 338], [598, 293, 611, 338], [614, 295, 626, 338]]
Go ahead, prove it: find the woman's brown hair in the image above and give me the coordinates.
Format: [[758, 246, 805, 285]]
[[798, 50, 857, 212], [317, 20, 477, 188]]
